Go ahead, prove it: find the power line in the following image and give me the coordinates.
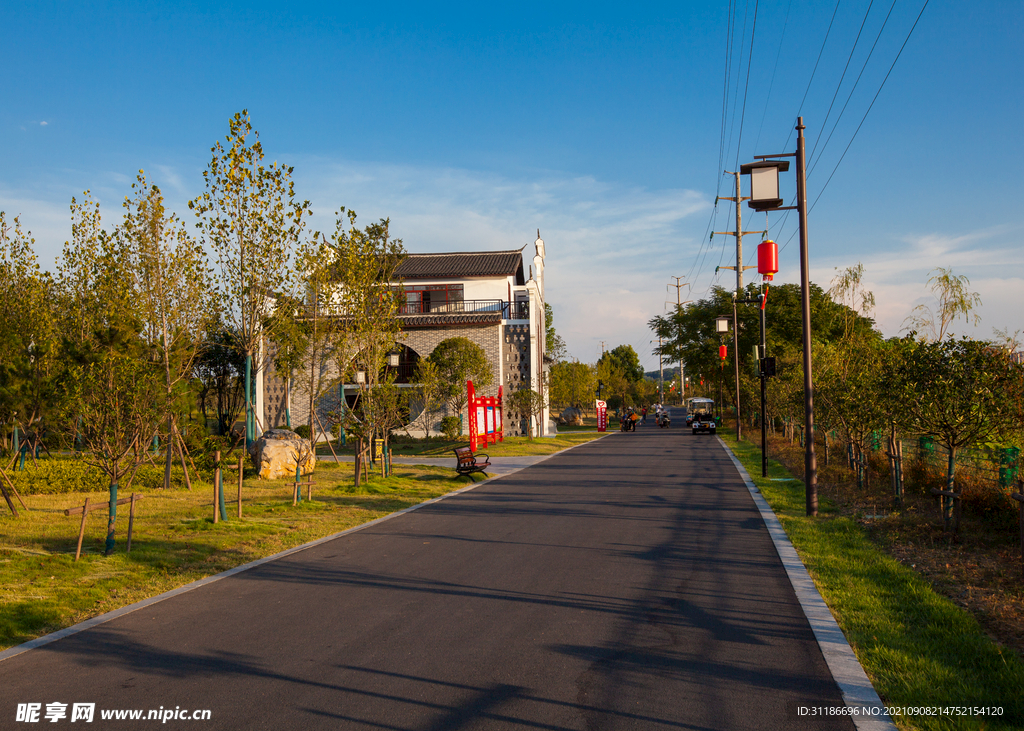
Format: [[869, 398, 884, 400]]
[[723, 0, 752, 174], [809, 0, 932, 209], [783, 0, 843, 151], [753, 0, 793, 152], [808, 0, 877, 164], [809, 0, 900, 178], [718, 0, 737, 180], [733, 0, 761, 169]]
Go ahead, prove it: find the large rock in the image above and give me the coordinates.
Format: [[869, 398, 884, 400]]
[[557, 407, 584, 426], [249, 429, 315, 481]]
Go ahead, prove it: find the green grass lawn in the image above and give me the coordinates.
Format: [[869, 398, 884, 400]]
[[0, 461, 487, 651], [719, 432, 1024, 730]]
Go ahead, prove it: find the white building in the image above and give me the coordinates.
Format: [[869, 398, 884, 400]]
[[260, 233, 552, 438]]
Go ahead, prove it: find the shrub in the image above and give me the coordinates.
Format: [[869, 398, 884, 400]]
[[440, 416, 461, 441], [6, 458, 212, 495], [293, 424, 311, 440], [8, 459, 103, 495]]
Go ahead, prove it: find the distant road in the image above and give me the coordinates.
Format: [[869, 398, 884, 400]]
[[1, 411, 853, 730]]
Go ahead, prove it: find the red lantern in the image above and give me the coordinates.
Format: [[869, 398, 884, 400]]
[[757, 239, 779, 281], [719, 344, 727, 361]]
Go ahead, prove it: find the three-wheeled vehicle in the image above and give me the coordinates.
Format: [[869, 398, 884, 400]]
[[687, 397, 717, 435]]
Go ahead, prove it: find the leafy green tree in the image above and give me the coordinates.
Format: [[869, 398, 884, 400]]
[[426, 337, 493, 420], [902, 267, 981, 342], [650, 282, 876, 420], [57, 194, 164, 554], [0, 213, 59, 457], [898, 337, 1024, 529], [412, 358, 444, 437], [814, 264, 885, 479], [507, 387, 546, 439], [596, 357, 630, 410], [544, 303, 567, 363], [121, 172, 211, 489], [193, 322, 246, 436], [598, 345, 644, 383], [328, 212, 405, 485], [290, 230, 347, 446], [876, 337, 918, 505], [189, 110, 312, 446], [550, 360, 595, 412]]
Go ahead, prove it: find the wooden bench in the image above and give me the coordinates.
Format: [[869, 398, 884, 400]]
[[454, 447, 490, 477]]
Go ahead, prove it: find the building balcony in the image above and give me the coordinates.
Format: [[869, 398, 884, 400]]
[[398, 299, 529, 321]]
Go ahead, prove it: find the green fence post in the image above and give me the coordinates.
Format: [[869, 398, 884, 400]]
[[105, 482, 118, 555], [998, 447, 1020, 489]]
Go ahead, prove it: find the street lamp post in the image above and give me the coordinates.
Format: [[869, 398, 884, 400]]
[[715, 317, 735, 437], [741, 116, 817, 516]]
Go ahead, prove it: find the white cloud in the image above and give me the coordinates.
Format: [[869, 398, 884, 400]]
[[296, 157, 711, 362], [809, 224, 1024, 341], [12, 154, 1018, 363], [0, 193, 69, 265], [39, 121, 48, 126]]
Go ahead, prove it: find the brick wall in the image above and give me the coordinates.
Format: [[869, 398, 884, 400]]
[[262, 320, 535, 437]]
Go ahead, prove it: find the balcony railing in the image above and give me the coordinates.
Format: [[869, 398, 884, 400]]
[[399, 299, 529, 320]]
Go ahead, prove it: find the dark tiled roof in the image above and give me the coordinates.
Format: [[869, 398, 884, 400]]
[[395, 250, 525, 282]]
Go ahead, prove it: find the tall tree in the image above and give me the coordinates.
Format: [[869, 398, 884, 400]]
[[544, 303, 567, 363], [190, 111, 311, 446], [0, 214, 59, 456], [507, 387, 546, 439], [426, 337, 493, 419], [290, 231, 344, 447], [902, 267, 981, 342], [411, 358, 444, 437], [598, 345, 644, 383], [550, 360, 596, 412], [121, 172, 211, 489], [193, 321, 246, 437], [329, 212, 405, 485], [57, 194, 164, 554], [899, 337, 1024, 530]]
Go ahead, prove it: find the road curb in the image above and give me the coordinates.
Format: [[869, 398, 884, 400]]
[[717, 437, 897, 731], [0, 435, 606, 664]]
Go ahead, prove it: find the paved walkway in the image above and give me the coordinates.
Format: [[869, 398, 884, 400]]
[[1, 415, 884, 729]]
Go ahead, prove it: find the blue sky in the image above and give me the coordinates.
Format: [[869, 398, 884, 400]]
[[2, 1, 1021, 370]]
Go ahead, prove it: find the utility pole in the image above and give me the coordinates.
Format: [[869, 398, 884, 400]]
[[667, 277, 691, 405], [667, 277, 689, 307], [714, 172, 763, 293], [715, 173, 763, 441], [658, 337, 664, 403], [795, 119, 817, 516], [742, 116, 817, 515]]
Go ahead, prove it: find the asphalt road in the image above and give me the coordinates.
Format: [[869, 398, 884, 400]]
[[1, 411, 855, 730]]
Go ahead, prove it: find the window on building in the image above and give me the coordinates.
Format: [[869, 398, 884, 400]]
[[399, 284, 464, 313]]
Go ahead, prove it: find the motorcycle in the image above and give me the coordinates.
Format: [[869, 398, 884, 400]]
[[657, 412, 671, 428]]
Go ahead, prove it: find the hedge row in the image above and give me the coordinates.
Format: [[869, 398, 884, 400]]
[[5, 459, 212, 495]]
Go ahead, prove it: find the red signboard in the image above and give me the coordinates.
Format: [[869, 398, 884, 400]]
[[596, 399, 608, 432], [468, 381, 503, 452]]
